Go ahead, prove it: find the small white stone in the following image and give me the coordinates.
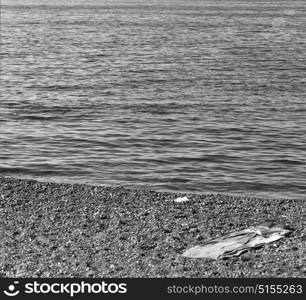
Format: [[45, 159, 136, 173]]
[[174, 196, 190, 203]]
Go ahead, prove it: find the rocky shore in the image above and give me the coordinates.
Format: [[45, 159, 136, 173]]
[[0, 177, 305, 277]]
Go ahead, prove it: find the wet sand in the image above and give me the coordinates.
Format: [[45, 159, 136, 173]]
[[0, 177, 305, 277]]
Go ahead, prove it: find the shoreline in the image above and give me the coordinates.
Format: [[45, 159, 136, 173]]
[[0, 176, 305, 277]]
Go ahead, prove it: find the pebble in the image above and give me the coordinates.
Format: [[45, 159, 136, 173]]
[[0, 177, 304, 277]]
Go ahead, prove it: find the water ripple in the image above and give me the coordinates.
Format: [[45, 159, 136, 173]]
[[1, 0, 306, 199]]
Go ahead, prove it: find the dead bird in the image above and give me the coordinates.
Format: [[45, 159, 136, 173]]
[[182, 222, 293, 259]]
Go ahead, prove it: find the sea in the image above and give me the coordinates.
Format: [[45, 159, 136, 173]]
[[0, 0, 305, 199]]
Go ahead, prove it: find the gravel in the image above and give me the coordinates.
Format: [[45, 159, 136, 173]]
[[0, 177, 305, 277]]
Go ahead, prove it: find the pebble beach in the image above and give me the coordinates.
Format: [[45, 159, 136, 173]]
[[0, 177, 305, 277]]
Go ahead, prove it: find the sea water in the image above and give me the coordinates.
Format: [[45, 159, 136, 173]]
[[1, 0, 305, 199]]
